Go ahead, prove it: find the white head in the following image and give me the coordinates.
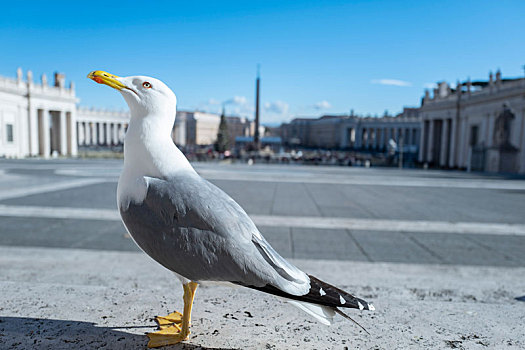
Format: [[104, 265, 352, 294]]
[[87, 71, 193, 200], [87, 70, 177, 123]]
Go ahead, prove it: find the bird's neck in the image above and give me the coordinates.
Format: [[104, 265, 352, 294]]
[[123, 114, 194, 179]]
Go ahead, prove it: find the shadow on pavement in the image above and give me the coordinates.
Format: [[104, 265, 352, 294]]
[[0, 316, 236, 350]]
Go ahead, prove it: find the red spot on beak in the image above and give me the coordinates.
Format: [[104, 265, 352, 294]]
[[94, 77, 104, 84]]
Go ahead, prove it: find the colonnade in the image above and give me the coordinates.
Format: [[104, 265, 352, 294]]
[[28, 108, 77, 157], [77, 121, 128, 146], [346, 126, 420, 150], [418, 118, 458, 167]]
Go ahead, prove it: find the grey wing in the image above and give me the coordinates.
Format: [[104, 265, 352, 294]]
[[120, 173, 310, 296]]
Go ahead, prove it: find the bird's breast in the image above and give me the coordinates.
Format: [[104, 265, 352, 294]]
[[117, 170, 148, 211]]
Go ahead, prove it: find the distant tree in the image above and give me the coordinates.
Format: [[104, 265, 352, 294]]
[[215, 107, 230, 153]]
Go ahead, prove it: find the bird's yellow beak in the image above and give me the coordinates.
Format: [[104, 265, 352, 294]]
[[87, 70, 127, 90]]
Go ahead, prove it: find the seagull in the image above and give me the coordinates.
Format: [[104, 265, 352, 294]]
[[88, 70, 374, 348]]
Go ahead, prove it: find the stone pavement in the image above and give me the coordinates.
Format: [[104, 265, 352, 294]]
[[0, 246, 524, 349], [1, 159, 525, 266], [0, 158, 525, 349]]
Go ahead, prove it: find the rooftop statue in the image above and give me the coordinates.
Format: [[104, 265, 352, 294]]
[[493, 104, 517, 150]]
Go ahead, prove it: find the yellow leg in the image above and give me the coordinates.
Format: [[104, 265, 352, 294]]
[[147, 282, 198, 348]]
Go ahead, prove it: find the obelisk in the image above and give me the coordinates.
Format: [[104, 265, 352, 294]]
[[254, 65, 260, 149]]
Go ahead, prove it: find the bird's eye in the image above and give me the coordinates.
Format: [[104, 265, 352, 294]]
[[142, 82, 152, 89]]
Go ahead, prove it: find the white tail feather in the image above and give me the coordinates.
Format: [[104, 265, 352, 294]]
[[287, 300, 335, 325]]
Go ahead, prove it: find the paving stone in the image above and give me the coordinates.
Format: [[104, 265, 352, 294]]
[[291, 227, 368, 261]]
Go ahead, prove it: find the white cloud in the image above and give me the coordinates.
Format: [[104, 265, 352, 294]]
[[313, 100, 332, 110], [423, 82, 437, 89], [195, 96, 253, 116], [222, 96, 254, 116], [229, 105, 254, 116], [371, 79, 412, 87], [224, 96, 248, 106], [264, 100, 289, 114]]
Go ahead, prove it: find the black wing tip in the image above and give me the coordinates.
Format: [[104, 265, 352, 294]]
[[355, 297, 376, 311], [237, 276, 376, 312], [308, 275, 375, 310]]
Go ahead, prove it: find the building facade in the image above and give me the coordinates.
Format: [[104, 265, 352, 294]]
[[281, 110, 420, 151], [0, 69, 78, 158], [0, 68, 256, 157], [172, 111, 219, 146], [418, 71, 525, 173], [172, 110, 253, 147], [341, 109, 420, 151], [0, 68, 132, 158], [225, 116, 252, 143]]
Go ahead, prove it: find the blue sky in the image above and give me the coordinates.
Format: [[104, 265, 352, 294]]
[[1, 1, 524, 124]]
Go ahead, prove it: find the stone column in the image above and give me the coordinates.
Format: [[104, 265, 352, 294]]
[[354, 126, 361, 148], [93, 123, 98, 145], [98, 123, 105, 145], [417, 123, 425, 162], [78, 122, 85, 146], [105, 123, 111, 146], [59, 111, 67, 156], [460, 117, 469, 168], [439, 119, 448, 166], [69, 111, 78, 156], [77, 122, 86, 146], [29, 107, 38, 156], [418, 122, 426, 162], [457, 119, 464, 166], [112, 124, 118, 145], [41, 109, 51, 158], [115, 124, 120, 144], [427, 120, 434, 163], [119, 123, 126, 143], [340, 127, 348, 148], [85, 122, 91, 145], [83, 122, 87, 146], [449, 118, 457, 167], [91, 122, 98, 146]]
